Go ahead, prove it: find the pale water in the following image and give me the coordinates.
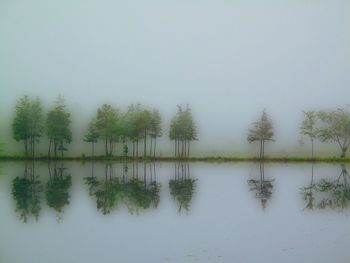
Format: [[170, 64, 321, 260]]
[[0, 161, 349, 263]]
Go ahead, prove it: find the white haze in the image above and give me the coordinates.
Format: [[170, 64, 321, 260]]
[[0, 0, 349, 156]]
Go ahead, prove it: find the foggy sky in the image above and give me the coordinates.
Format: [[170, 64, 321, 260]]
[[0, 0, 349, 156]]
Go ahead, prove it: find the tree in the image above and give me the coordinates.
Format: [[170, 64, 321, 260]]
[[46, 163, 72, 220], [300, 111, 318, 158], [247, 110, 274, 160], [139, 109, 151, 157], [46, 95, 72, 158], [248, 163, 274, 209], [169, 163, 196, 213], [12, 96, 44, 157], [125, 104, 147, 158], [84, 118, 99, 157], [149, 109, 162, 158], [12, 163, 43, 222], [318, 107, 350, 158], [169, 105, 197, 158], [96, 104, 120, 156]]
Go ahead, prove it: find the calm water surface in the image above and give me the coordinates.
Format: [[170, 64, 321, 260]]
[[0, 161, 349, 263]]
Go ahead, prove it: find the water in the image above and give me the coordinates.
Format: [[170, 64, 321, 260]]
[[0, 161, 350, 263]]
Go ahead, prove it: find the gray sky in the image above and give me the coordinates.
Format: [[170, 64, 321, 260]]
[[0, 0, 349, 156]]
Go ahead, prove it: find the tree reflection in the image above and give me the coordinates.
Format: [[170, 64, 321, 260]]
[[85, 162, 160, 215], [94, 163, 122, 214], [84, 161, 99, 196], [302, 164, 315, 209], [248, 163, 274, 209], [302, 164, 350, 210], [125, 162, 160, 213], [46, 162, 72, 219], [12, 162, 43, 222], [169, 162, 197, 213]]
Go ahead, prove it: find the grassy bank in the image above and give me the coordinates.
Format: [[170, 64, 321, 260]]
[[0, 155, 349, 163]]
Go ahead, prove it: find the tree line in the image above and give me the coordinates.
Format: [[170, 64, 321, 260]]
[[10, 95, 350, 159], [11, 95, 197, 159], [247, 107, 350, 159]]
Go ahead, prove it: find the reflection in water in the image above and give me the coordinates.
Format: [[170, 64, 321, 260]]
[[11, 162, 71, 223], [12, 162, 43, 222], [84, 162, 160, 215], [302, 164, 350, 210], [302, 164, 315, 210], [11, 162, 197, 222], [46, 163, 72, 221], [169, 162, 196, 213], [248, 163, 274, 209]]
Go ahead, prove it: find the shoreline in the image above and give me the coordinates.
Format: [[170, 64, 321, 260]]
[[0, 156, 349, 163]]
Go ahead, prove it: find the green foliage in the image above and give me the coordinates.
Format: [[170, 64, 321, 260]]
[[12, 165, 43, 222], [46, 95, 72, 157], [84, 118, 99, 143], [150, 109, 162, 138], [96, 104, 120, 156], [302, 165, 350, 210], [12, 96, 44, 157], [46, 166, 72, 214], [169, 105, 197, 158], [169, 178, 196, 213], [300, 110, 318, 158], [317, 107, 350, 158], [85, 163, 160, 215], [248, 164, 274, 209], [247, 110, 274, 159]]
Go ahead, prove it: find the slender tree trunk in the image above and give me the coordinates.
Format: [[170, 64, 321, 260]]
[[188, 141, 190, 158], [136, 140, 139, 158], [54, 141, 57, 158], [144, 129, 147, 157], [311, 138, 314, 159], [24, 139, 28, 157], [176, 139, 178, 158], [92, 142, 95, 158], [262, 140, 265, 160], [175, 139, 177, 157], [32, 137, 35, 158], [150, 136, 153, 157], [109, 139, 113, 156], [144, 162, 146, 187], [259, 139, 262, 160], [341, 147, 347, 158], [154, 137, 156, 158], [183, 140, 185, 158], [48, 139, 52, 158], [105, 138, 108, 156]]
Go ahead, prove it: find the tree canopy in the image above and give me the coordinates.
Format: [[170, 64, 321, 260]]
[[46, 96, 72, 158], [12, 96, 44, 157], [317, 107, 350, 158], [247, 110, 274, 160]]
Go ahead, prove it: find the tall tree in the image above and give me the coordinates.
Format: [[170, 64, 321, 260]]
[[139, 109, 151, 157], [96, 104, 120, 156], [12, 96, 44, 157], [318, 107, 350, 158], [125, 104, 145, 158], [300, 110, 318, 158], [149, 109, 162, 158], [169, 105, 197, 158], [247, 110, 274, 160], [84, 118, 100, 157], [46, 96, 72, 158]]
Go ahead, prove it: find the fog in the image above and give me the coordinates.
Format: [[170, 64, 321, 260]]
[[0, 0, 349, 156]]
